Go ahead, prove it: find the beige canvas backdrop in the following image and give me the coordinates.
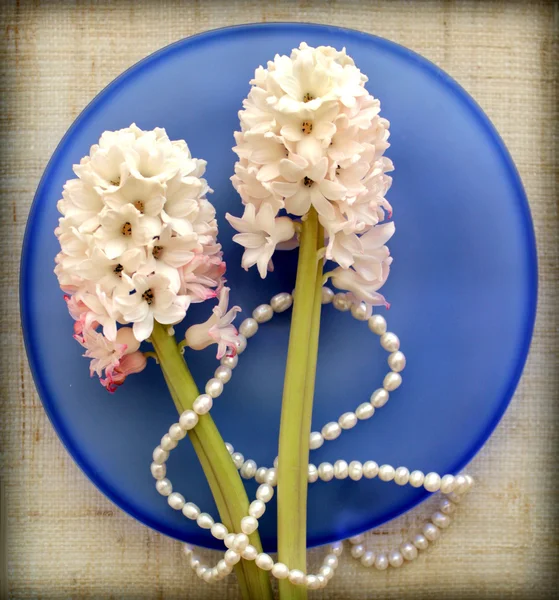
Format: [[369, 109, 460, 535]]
[[1, 1, 557, 598]]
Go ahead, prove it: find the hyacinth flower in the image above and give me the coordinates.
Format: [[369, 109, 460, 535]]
[[227, 43, 395, 599], [54, 124, 273, 600]]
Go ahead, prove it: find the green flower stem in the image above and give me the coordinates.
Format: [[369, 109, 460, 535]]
[[277, 208, 323, 600], [150, 322, 273, 600]]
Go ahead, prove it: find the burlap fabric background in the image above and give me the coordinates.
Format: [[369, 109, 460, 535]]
[[1, 1, 557, 598]]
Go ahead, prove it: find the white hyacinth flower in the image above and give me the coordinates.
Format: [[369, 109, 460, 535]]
[[228, 42, 395, 309]]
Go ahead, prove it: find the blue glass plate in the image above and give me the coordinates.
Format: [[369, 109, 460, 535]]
[[21, 23, 537, 551]]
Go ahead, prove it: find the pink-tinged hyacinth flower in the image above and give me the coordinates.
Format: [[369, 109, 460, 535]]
[[184, 287, 241, 359], [55, 125, 240, 392], [100, 350, 147, 393], [178, 254, 226, 302], [77, 325, 140, 381]]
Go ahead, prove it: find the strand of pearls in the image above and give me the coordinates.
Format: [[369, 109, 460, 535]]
[[150, 289, 473, 589]]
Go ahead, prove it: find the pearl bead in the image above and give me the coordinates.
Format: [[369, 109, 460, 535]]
[[167, 492, 185, 510], [256, 553, 274, 571], [273, 456, 279, 468], [193, 393, 213, 414], [179, 410, 198, 431], [150, 462, 166, 480], [221, 354, 238, 369], [389, 550, 404, 567], [318, 462, 334, 481], [332, 293, 351, 311], [368, 314, 387, 335], [374, 553, 389, 570], [214, 365, 232, 383], [324, 553, 338, 568], [383, 372, 402, 391], [330, 541, 343, 556], [182, 502, 200, 520], [242, 545, 258, 561], [351, 544, 365, 558], [322, 421, 341, 440], [255, 467, 268, 484], [447, 492, 463, 504], [224, 533, 236, 549], [183, 544, 193, 555], [355, 402, 375, 420], [253, 304, 273, 323], [232, 452, 244, 469], [454, 474, 469, 494], [308, 464, 318, 483], [363, 461, 379, 478], [439, 498, 456, 515], [190, 556, 200, 570], [351, 301, 369, 321], [152, 446, 169, 465], [272, 562, 289, 579], [288, 569, 305, 585], [319, 565, 334, 579], [361, 550, 375, 567], [235, 334, 247, 354], [349, 461, 363, 481], [409, 470, 425, 487], [232, 533, 249, 552], [424, 472, 441, 492], [388, 351, 406, 372], [217, 559, 230, 575], [196, 566, 207, 579], [413, 533, 429, 550], [423, 522, 440, 541], [160, 434, 177, 451], [196, 513, 214, 529], [249, 500, 266, 518], [239, 317, 258, 338], [432, 511, 451, 529], [155, 478, 172, 496], [309, 431, 324, 449], [265, 467, 277, 486], [380, 332, 400, 352], [225, 443, 234, 454], [400, 542, 418, 561], [205, 378, 223, 398], [339, 411, 358, 430], [321, 287, 334, 304], [256, 484, 274, 502], [316, 575, 326, 587], [203, 569, 213, 583], [271, 292, 293, 313], [395, 467, 410, 485], [349, 534, 365, 544], [169, 423, 186, 441], [241, 516, 258, 535], [306, 575, 320, 590], [465, 475, 475, 489], [334, 460, 349, 479], [378, 464, 395, 482], [224, 549, 240, 566], [240, 459, 257, 479], [211, 523, 228, 540], [440, 474, 456, 494], [370, 388, 389, 408]]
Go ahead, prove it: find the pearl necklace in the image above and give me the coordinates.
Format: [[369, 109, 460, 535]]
[[150, 289, 474, 589]]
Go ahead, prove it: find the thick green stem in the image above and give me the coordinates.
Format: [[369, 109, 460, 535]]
[[277, 209, 323, 600], [150, 322, 273, 600]]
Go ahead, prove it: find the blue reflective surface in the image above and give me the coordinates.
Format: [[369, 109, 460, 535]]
[[21, 23, 537, 551]]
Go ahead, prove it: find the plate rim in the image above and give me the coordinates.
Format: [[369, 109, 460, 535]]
[[20, 21, 538, 550]]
